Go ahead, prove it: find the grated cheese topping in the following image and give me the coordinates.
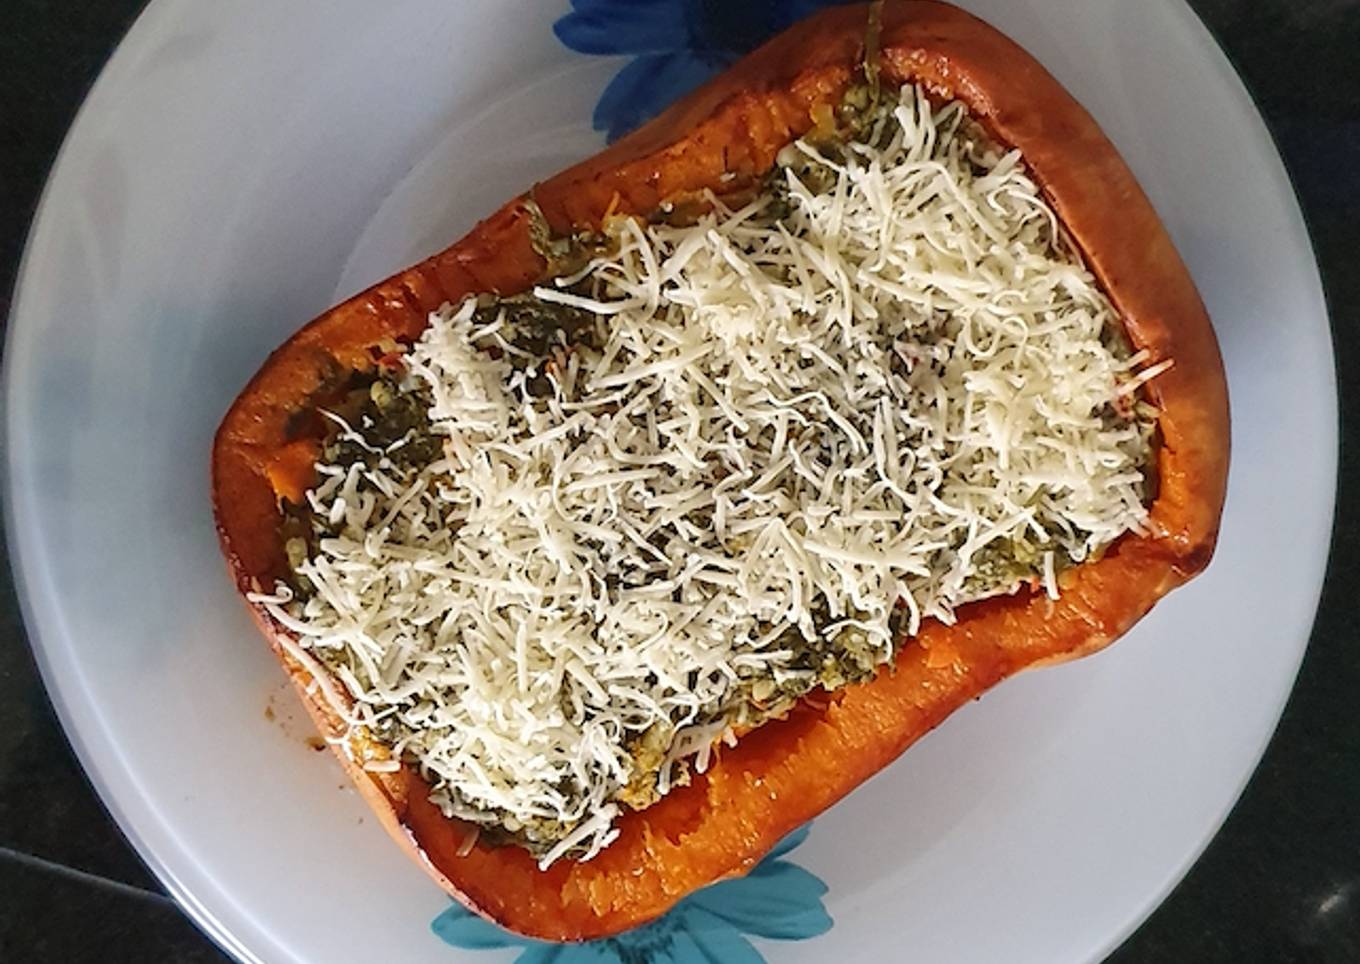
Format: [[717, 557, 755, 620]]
[[253, 85, 1160, 866]]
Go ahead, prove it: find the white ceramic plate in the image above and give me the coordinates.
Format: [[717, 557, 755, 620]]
[[5, 1, 1334, 962]]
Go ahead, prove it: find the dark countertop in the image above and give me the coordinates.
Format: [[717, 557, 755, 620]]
[[2, 1, 1357, 961]]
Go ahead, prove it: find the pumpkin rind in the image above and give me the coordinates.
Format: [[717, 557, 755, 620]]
[[212, 0, 1228, 940]]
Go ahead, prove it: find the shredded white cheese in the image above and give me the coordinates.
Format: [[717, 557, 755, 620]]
[[253, 85, 1160, 867]]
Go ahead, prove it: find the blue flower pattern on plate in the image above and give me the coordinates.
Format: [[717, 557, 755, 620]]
[[431, 824, 832, 962], [554, 0, 858, 141]]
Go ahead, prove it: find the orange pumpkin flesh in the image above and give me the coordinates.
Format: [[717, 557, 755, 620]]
[[212, 0, 1229, 941]]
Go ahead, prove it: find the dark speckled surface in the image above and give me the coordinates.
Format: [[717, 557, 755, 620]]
[[2, 1, 1358, 961]]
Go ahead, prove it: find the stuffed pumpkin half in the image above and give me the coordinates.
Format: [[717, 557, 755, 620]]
[[212, 0, 1229, 941]]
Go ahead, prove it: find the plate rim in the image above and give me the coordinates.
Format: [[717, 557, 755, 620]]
[[2, 2, 259, 961], [1087, 1, 1337, 956]]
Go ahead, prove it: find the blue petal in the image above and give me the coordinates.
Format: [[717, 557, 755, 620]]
[[431, 904, 527, 950], [524, 938, 638, 964], [554, 0, 693, 56], [687, 0, 861, 57], [518, 943, 620, 964], [673, 908, 766, 963], [687, 863, 833, 941], [592, 52, 726, 142], [597, 919, 675, 961], [762, 823, 811, 862], [772, 0, 862, 32]]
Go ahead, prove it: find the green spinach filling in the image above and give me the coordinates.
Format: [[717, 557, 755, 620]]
[[276, 83, 1156, 860]]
